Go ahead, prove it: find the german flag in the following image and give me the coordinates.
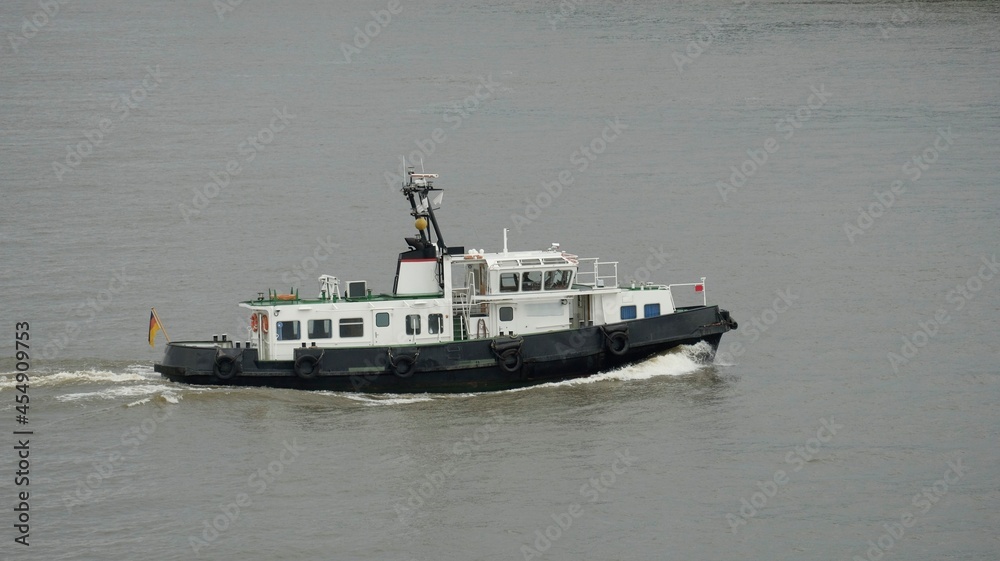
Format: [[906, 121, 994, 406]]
[[148, 308, 169, 347]]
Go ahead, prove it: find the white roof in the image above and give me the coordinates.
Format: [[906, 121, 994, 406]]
[[463, 250, 579, 269]]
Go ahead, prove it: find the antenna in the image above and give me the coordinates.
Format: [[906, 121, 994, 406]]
[[503, 228, 508, 254]]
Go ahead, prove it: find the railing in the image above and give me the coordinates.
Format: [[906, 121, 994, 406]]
[[575, 258, 619, 288], [668, 277, 707, 307]]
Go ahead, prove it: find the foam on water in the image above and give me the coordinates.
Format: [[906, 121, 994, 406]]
[[507, 341, 715, 391], [0, 364, 159, 390], [340, 394, 438, 406], [0, 369, 147, 389], [56, 384, 181, 402]]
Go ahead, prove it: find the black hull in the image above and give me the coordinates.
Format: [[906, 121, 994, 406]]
[[154, 306, 735, 393]]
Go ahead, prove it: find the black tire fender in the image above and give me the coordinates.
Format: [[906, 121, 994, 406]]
[[214, 355, 240, 380], [497, 348, 523, 372], [607, 331, 629, 356], [294, 355, 320, 379], [392, 354, 416, 377]]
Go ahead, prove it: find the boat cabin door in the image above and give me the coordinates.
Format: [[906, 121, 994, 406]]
[[574, 295, 593, 327], [373, 310, 392, 346]]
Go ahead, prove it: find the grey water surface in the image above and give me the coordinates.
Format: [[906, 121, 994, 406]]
[[1, 0, 998, 560]]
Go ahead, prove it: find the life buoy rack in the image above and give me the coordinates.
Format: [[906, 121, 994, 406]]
[[214, 355, 241, 380], [601, 325, 630, 356], [294, 355, 320, 379]]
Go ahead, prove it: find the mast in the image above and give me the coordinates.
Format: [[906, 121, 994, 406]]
[[402, 168, 448, 253]]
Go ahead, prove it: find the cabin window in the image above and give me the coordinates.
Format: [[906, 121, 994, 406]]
[[499, 306, 514, 322], [308, 319, 332, 339], [522, 271, 542, 291], [499, 272, 519, 292], [544, 270, 572, 290], [339, 318, 364, 338], [620, 305, 637, 320], [276, 321, 300, 341], [644, 303, 661, 318], [405, 314, 422, 335], [428, 314, 444, 334], [375, 312, 390, 327]]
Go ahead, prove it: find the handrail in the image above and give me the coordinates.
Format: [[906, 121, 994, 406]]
[[668, 277, 707, 306], [575, 258, 618, 288]]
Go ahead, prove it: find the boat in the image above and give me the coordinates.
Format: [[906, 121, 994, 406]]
[[154, 169, 738, 392]]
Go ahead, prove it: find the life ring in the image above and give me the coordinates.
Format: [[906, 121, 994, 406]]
[[250, 314, 259, 333], [294, 355, 320, 379], [214, 355, 241, 380], [391, 355, 416, 377], [606, 331, 629, 356], [260, 315, 269, 334], [497, 348, 522, 372]]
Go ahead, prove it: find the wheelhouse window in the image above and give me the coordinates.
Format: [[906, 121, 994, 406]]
[[428, 314, 443, 334], [499, 272, 519, 292], [339, 318, 364, 338], [499, 306, 514, 322], [544, 270, 572, 290], [644, 303, 661, 318], [375, 312, 390, 327], [308, 319, 332, 339], [620, 305, 637, 320], [405, 314, 421, 335], [521, 271, 542, 291], [276, 320, 300, 341]]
